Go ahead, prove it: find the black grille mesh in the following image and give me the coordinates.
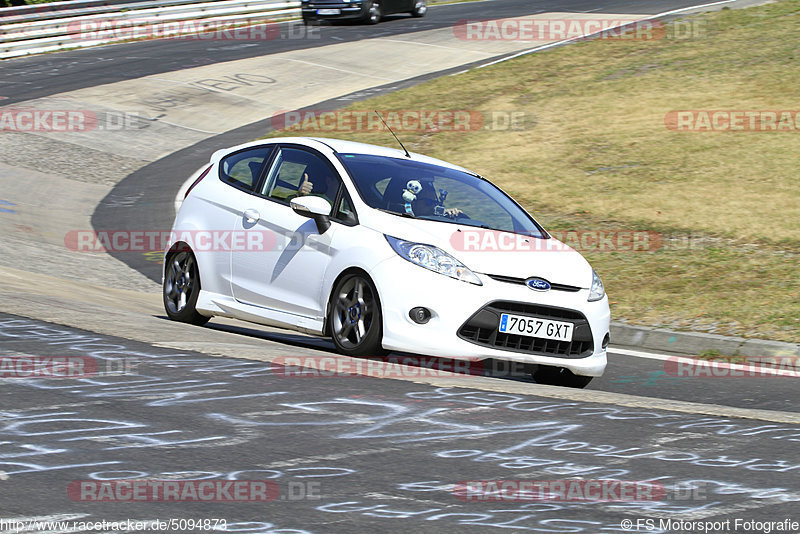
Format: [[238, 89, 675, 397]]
[[458, 301, 594, 358]]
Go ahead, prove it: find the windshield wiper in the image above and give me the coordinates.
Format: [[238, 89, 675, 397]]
[[377, 208, 415, 218]]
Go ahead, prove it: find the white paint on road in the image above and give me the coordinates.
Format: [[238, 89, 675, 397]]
[[611, 347, 800, 378]]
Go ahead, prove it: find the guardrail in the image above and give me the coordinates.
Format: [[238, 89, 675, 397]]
[[1, 0, 302, 59], [1, 0, 226, 25]]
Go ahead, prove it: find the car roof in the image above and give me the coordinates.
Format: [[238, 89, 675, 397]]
[[214, 137, 474, 175], [308, 137, 473, 173]]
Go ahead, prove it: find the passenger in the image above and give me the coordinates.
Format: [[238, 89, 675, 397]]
[[407, 180, 462, 218]]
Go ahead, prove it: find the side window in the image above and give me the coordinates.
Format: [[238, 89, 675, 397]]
[[333, 190, 357, 225], [219, 146, 272, 191], [261, 147, 342, 212]]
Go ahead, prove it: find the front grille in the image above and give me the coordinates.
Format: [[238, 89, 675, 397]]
[[306, 1, 356, 6], [486, 274, 582, 292], [458, 301, 594, 359]]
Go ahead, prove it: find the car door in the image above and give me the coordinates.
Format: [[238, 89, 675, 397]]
[[384, 0, 411, 15], [210, 144, 274, 292], [230, 145, 347, 319], [403, 0, 419, 14]]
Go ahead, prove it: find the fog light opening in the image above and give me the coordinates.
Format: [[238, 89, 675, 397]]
[[602, 333, 610, 349], [409, 307, 432, 324]]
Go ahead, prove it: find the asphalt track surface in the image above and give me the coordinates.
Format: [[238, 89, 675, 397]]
[[1, 311, 799, 534], [2, 0, 799, 532]]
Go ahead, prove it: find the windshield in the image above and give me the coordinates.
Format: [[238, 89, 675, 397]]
[[337, 153, 545, 237]]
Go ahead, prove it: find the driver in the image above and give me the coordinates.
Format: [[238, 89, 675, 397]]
[[296, 172, 314, 196], [413, 181, 463, 219], [295, 169, 339, 203]]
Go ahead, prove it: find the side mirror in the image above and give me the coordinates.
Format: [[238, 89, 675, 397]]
[[290, 196, 332, 234]]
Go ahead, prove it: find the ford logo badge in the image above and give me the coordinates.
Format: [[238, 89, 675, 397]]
[[526, 278, 551, 291]]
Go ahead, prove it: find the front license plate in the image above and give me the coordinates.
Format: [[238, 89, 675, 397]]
[[498, 314, 573, 342], [317, 8, 341, 14]]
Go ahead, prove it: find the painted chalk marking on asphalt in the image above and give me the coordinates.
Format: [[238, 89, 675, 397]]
[[0, 199, 17, 214], [3, 313, 797, 532]]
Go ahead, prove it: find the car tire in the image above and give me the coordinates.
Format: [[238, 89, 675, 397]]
[[329, 272, 385, 356], [410, 0, 427, 17], [302, 13, 315, 25], [362, 1, 381, 24], [532, 365, 593, 388], [163, 249, 210, 326]]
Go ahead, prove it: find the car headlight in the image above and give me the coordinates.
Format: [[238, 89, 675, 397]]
[[588, 269, 605, 302], [385, 236, 482, 285]]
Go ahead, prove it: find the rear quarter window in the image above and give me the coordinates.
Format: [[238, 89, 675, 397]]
[[219, 146, 272, 191]]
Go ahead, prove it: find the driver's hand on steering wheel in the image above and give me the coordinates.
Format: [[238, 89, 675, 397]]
[[298, 173, 313, 196], [443, 207, 463, 218]]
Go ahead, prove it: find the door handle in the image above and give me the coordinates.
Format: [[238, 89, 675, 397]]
[[243, 209, 260, 223]]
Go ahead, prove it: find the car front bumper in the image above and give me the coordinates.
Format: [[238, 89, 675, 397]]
[[371, 255, 610, 377]]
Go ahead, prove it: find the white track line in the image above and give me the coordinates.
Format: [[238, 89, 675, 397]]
[[611, 346, 800, 377]]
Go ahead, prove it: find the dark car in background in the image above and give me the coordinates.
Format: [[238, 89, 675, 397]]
[[301, 0, 427, 24]]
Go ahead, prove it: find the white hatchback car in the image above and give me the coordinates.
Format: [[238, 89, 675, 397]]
[[164, 137, 610, 387]]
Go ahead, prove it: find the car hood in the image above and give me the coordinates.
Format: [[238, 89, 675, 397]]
[[366, 213, 594, 288]]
